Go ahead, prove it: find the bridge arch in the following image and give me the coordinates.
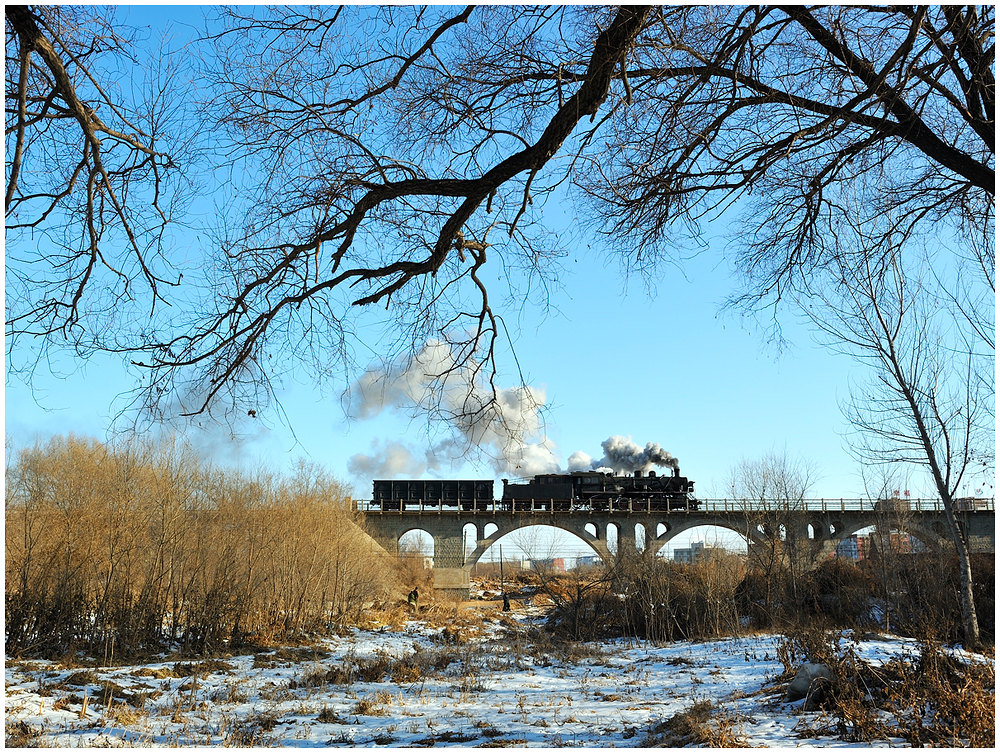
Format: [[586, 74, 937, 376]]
[[466, 521, 613, 568], [647, 517, 753, 557], [397, 526, 435, 554], [830, 519, 946, 557]]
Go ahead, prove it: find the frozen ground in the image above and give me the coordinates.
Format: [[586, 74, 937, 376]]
[[2, 605, 981, 748]]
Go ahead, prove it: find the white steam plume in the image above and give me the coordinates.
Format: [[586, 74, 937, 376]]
[[345, 340, 559, 478], [347, 439, 430, 479]]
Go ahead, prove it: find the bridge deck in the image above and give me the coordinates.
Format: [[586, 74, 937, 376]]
[[357, 498, 994, 514]]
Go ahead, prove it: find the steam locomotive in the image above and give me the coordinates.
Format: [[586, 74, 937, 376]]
[[371, 467, 697, 512]]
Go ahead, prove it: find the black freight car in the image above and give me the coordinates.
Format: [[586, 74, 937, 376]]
[[372, 479, 494, 510]]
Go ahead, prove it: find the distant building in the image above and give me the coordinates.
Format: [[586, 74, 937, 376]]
[[529, 557, 566, 572], [674, 541, 709, 564], [576, 555, 602, 569], [835, 531, 926, 561], [835, 535, 868, 561]]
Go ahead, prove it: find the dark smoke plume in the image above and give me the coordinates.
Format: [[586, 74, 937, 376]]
[[568, 435, 679, 475]]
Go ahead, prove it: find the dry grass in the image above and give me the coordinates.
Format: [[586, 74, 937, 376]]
[[641, 700, 747, 747], [63, 670, 100, 687], [224, 711, 280, 746], [172, 659, 233, 677], [887, 644, 995, 746], [411, 729, 478, 745], [253, 646, 330, 668], [5, 721, 42, 748], [316, 705, 351, 724], [779, 630, 995, 745], [351, 692, 392, 717], [107, 702, 147, 727]]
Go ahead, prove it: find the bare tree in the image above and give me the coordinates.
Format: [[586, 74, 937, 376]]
[[127, 5, 653, 425], [798, 235, 992, 648], [6, 6, 993, 437], [5, 6, 193, 372], [856, 465, 923, 635], [729, 449, 818, 621]]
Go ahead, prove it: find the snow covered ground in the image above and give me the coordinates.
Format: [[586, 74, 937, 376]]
[[2, 605, 981, 747]]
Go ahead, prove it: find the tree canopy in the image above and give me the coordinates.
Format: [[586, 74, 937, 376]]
[[6, 4, 994, 424]]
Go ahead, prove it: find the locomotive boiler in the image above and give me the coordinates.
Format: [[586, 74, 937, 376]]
[[372, 467, 696, 511]]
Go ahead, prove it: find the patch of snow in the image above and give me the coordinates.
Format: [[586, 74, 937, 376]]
[[4, 617, 988, 748]]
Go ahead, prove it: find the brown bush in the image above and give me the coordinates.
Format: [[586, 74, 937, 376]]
[[800, 558, 876, 627], [5, 435, 395, 659], [542, 550, 746, 642], [641, 700, 745, 747], [777, 631, 994, 745], [734, 567, 794, 630], [5, 720, 42, 748], [860, 551, 995, 644], [889, 643, 995, 746]]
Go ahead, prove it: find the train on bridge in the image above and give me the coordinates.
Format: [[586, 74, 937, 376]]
[[372, 467, 697, 512]]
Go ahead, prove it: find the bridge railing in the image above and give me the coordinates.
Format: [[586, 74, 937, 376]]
[[353, 497, 994, 514], [698, 498, 995, 513]]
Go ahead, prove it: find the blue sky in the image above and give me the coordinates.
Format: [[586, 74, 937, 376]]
[[7, 4, 978, 567], [5, 216, 867, 501]]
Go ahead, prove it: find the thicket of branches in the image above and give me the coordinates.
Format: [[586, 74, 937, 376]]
[[538, 548, 993, 646], [5, 435, 392, 659], [6, 5, 993, 420]]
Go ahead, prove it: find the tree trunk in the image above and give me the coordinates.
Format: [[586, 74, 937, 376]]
[[940, 494, 981, 649]]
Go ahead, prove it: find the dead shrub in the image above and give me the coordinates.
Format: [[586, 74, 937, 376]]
[[351, 694, 390, 717], [172, 659, 233, 677], [888, 643, 995, 747], [390, 659, 424, 683], [779, 631, 994, 745], [273, 646, 330, 664], [861, 552, 995, 646], [412, 730, 478, 745], [800, 558, 875, 627], [5, 437, 395, 661], [108, 703, 146, 726], [604, 552, 746, 642], [210, 682, 246, 704], [63, 670, 100, 687], [135, 667, 177, 679], [641, 700, 745, 747], [317, 705, 350, 724], [355, 653, 394, 682], [224, 712, 280, 747], [292, 651, 398, 688], [5, 721, 42, 748]]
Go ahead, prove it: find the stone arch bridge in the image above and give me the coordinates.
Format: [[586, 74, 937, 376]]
[[360, 499, 995, 598]]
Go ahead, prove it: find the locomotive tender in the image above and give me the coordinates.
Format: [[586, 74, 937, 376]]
[[372, 467, 697, 512]]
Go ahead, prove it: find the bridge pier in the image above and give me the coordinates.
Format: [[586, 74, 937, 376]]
[[431, 528, 470, 599], [616, 524, 637, 558]]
